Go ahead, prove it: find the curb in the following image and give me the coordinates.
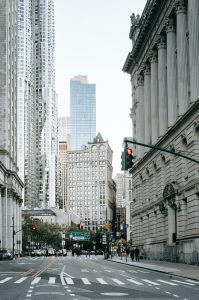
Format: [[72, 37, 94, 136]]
[[107, 258, 199, 282]]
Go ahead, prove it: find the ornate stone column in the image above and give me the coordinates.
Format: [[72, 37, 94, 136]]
[[136, 74, 145, 158], [0, 185, 3, 245], [1, 187, 7, 249], [188, 0, 199, 102], [157, 36, 168, 137], [7, 189, 14, 250], [175, 0, 189, 115], [150, 50, 159, 144], [130, 77, 137, 138], [166, 18, 178, 127], [143, 64, 151, 145]]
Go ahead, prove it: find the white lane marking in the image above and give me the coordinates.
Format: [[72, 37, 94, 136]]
[[0, 277, 13, 283], [172, 280, 195, 286], [48, 277, 56, 284], [127, 278, 143, 285], [96, 278, 108, 284], [64, 277, 74, 285], [31, 277, 41, 285], [128, 270, 137, 273], [60, 271, 74, 286], [186, 279, 199, 284], [157, 279, 178, 286], [138, 270, 150, 273], [142, 279, 160, 285], [101, 292, 129, 296], [112, 278, 125, 285], [14, 277, 27, 284], [81, 278, 91, 285]]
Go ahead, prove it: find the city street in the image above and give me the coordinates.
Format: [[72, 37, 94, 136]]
[[0, 255, 199, 300]]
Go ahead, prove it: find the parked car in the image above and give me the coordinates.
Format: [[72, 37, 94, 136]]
[[0, 249, 13, 260], [57, 249, 67, 256], [47, 248, 55, 256], [31, 249, 42, 257], [96, 249, 104, 255]]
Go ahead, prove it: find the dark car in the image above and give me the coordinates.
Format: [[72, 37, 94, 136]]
[[96, 249, 104, 255], [0, 249, 13, 260]]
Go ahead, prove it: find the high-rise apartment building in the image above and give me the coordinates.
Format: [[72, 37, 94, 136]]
[[70, 75, 96, 150], [0, 0, 23, 252], [17, 0, 59, 208], [66, 133, 113, 231]]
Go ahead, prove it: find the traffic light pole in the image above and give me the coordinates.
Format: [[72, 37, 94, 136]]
[[123, 138, 199, 164]]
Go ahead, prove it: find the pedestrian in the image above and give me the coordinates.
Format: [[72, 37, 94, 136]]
[[130, 247, 135, 261], [134, 246, 140, 261]]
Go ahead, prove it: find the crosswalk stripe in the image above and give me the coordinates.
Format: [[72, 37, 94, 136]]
[[64, 277, 74, 284], [127, 278, 143, 285], [14, 277, 27, 284], [0, 277, 12, 283], [157, 279, 178, 286], [112, 278, 125, 285], [96, 278, 108, 285], [142, 279, 160, 285], [171, 280, 195, 286], [81, 278, 91, 285], [31, 277, 41, 285], [48, 277, 56, 284]]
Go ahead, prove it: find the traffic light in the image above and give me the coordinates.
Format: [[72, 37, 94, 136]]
[[121, 147, 135, 171], [126, 148, 134, 169]]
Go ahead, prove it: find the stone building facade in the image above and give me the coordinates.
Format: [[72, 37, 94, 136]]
[[66, 133, 113, 231], [123, 0, 199, 263], [0, 0, 23, 252]]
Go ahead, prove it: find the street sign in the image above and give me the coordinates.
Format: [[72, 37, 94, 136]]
[[69, 232, 91, 240]]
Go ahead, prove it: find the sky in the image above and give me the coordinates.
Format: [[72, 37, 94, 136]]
[[54, 0, 147, 176]]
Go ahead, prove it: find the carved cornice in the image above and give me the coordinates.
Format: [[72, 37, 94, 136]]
[[123, 0, 174, 74]]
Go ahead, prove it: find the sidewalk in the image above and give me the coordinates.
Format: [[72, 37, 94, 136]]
[[108, 256, 199, 281]]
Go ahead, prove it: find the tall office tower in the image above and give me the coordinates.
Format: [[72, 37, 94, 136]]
[[70, 75, 96, 150], [114, 173, 125, 208], [66, 133, 113, 231], [17, 0, 59, 208], [0, 0, 23, 251]]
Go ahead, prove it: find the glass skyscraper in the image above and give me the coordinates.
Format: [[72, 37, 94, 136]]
[[70, 75, 96, 150]]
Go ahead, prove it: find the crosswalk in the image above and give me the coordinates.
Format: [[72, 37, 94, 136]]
[[0, 276, 198, 287]]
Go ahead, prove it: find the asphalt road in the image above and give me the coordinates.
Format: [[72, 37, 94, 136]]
[[0, 255, 199, 300]]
